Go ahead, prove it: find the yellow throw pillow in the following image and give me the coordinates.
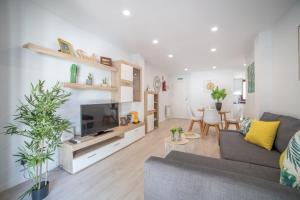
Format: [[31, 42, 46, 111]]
[[244, 120, 280, 151], [279, 149, 287, 169]]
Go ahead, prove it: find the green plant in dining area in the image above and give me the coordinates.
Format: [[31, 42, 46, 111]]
[[211, 87, 227, 111], [4, 80, 71, 200]]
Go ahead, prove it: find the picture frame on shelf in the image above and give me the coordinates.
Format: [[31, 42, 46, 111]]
[[100, 56, 112, 66], [58, 38, 74, 55]]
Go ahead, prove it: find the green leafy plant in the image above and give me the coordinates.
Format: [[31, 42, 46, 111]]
[[170, 128, 177, 134], [211, 87, 227, 102], [177, 127, 183, 134], [87, 73, 93, 80], [102, 77, 108, 84], [4, 80, 71, 199]]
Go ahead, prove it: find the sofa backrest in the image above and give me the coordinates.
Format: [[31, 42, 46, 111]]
[[260, 112, 300, 153]]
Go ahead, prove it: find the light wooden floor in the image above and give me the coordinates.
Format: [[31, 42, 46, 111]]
[[0, 119, 220, 200]]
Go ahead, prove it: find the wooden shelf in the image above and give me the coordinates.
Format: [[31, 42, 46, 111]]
[[23, 43, 117, 72], [63, 82, 117, 91]]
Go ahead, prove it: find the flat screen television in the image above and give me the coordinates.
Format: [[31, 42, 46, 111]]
[[81, 103, 119, 137]]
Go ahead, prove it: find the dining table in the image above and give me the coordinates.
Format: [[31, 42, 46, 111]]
[[197, 108, 230, 129]]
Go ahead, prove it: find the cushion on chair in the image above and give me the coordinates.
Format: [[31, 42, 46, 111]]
[[220, 130, 280, 168], [165, 151, 280, 183]]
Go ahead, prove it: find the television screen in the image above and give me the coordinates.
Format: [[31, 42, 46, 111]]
[[81, 103, 119, 137]]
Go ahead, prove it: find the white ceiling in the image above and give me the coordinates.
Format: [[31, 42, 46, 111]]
[[31, 0, 296, 73]]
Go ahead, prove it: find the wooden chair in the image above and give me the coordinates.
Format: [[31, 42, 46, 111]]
[[187, 104, 204, 133], [225, 119, 240, 130], [203, 109, 222, 142], [224, 109, 241, 130]]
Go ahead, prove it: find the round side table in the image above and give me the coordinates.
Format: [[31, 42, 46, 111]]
[[164, 137, 191, 155]]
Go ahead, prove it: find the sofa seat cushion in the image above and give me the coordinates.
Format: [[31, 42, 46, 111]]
[[165, 151, 280, 183], [220, 130, 280, 169]]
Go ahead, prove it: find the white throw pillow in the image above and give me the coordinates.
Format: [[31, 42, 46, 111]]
[[280, 130, 300, 190]]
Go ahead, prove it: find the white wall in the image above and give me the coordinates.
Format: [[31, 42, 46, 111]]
[[144, 63, 170, 122], [244, 1, 300, 119], [169, 69, 245, 119], [271, 1, 300, 118], [254, 31, 273, 118], [0, 0, 144, 192]]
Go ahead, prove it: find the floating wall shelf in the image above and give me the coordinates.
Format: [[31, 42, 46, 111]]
[[63, 82, 117, 92], [23, 43, 117, 72]]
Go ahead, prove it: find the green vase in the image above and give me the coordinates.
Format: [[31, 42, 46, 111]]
[[70, 64, 78, 83]]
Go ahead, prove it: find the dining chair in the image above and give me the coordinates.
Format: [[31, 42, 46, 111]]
[[225, 108, 242, 130], [186, 103, 204, 133], [203, 109, 222, 141]]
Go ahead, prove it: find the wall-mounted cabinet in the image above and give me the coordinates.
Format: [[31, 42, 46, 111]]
[[112, 60, 142, 103]]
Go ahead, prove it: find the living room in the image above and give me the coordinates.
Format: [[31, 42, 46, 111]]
[[0, 0, 300, 200]]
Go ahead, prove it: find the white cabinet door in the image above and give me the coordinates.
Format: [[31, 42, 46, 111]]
[[72, 138, 125, 173], [124, 126, 145, 146], [147, 94, 154, 111], [120, 86, 133, 102], [147, 114, 154, 132], [121, 64, 133, 81]]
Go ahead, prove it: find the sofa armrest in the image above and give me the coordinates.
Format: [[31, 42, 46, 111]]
[[144, 156, 300, 200]]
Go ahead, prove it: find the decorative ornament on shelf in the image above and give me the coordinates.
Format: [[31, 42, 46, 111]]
[[101, 77, 109, 87], [131, 112, 139, 124], [58, 38, 75, 55], [86, 73, 93, 85], [76, 49, 98, 63], [100, 56, 112, 66], [76, 49, 88, 59], [153, 76, 161, 93], [70, 64, 78, 83], [162, 76, 167, 91]]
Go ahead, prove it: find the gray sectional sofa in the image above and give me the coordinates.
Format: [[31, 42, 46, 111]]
[[144, 112, 300, 200]]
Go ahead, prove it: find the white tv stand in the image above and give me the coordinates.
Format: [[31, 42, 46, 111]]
[[60, 123, 145, 174]]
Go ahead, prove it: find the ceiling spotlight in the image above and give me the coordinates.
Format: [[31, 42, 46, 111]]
[[211, 26, 218, 32], [184, 68, 188, 71], [168, 54, 173, 58], [122, 10, 131, 16], [212, 66, 217, 70], [152, 39, 159, 44], [211, 48, 217, 52]]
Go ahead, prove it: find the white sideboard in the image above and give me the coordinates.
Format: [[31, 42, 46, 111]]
[[60, 123, 145, 174]]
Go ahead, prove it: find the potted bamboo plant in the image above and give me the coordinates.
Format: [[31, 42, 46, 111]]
[[211, 87, 227, 111], [4, 80, 71, 200]]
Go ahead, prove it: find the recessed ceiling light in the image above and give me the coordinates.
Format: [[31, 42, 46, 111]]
[[211, 48, 217, 52], [168, 54, 173, 58], [211, 26, 218, 32], [152, 39, 159, 44], [122, 10, 131, 16], [212, 66, 217, 69], [184, 68, 188, 71]]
